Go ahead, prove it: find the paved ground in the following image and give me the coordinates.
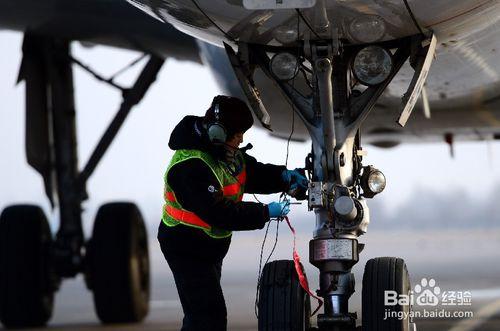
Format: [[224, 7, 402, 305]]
[[1, 229, 500, 331]]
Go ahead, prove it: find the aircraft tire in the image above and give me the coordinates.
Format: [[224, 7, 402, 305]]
[[258, 260, 311, 331], [88, 202, 149, 324], [0, 205, 54, 328], [362, 257, 412, 331]]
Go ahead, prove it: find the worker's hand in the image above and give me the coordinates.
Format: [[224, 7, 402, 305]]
[[282, 169, 308, 199], [282, 169, 308, 189], [267, 201, 290, 218]]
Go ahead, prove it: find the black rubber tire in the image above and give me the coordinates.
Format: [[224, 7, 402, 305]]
[[0, 205, 54, 328], [88, 202, 150, 323], [258, 260, 311, 331], [362, 257, 411, 331]]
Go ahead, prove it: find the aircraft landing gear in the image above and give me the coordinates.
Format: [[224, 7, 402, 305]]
[[227, 30, 435, 330], [0, 33, 164, 328]]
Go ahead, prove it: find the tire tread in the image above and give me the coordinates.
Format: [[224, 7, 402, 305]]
[[362, 257, 410, 331], [258, 260, 310, 331], [89, 202, 149, 324], [0, 205, 53, 328]]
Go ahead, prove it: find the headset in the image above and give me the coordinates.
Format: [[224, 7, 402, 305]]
[[207, 101, 227, 143]]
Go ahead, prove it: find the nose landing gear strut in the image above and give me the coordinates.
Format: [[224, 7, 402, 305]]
[[227, 32, 436, 330]]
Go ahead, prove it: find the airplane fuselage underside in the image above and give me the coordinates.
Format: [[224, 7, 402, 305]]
[[131, 0, 500, 144]]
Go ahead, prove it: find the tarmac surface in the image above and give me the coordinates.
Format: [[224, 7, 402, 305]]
[[1, 228, 500, 331]]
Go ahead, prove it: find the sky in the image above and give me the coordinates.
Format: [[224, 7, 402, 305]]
[[2, 31, 500, 236]]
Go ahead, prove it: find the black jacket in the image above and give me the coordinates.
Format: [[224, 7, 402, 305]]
[[159, 116, 287, 260]]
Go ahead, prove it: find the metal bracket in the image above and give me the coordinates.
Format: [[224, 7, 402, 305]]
[[249, 44, 317, 128], [224, 42, 272, 130], [398, 33, 437, 126], [348, 43, 412, 138], [421, 85, 431, 119], [308, 181, 326, 209]]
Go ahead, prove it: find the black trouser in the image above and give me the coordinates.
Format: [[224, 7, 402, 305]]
[[158, 222, 228, 331]]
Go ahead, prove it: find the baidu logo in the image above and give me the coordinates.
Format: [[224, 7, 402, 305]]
[[384, 277, 441, 307], [384, 277, 472, 307], [414, 278, 440, 306]]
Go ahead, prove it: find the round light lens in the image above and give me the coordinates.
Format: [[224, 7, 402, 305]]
[[353, 46, 393, 86], [368, 170, 386, 194], [348, 15, 386, 43], [270, 52, 299, 81], [273, 26, 298, 45]]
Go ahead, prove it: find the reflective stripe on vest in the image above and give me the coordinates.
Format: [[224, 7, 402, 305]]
[[222, 171, 246, 198], [165, 205, 210, 229], [162, 149, 246, 239]]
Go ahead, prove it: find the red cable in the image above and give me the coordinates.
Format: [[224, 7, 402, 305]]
[[284, 216, 323, 316]]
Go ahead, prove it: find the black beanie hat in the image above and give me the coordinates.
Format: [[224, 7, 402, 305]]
[[204, 95, 254, 136]]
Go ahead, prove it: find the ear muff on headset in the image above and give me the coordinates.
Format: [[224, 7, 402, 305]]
[[207, 102, 227, 143]]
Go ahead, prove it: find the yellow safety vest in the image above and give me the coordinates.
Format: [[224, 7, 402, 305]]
[[162, 149, 246, 239]]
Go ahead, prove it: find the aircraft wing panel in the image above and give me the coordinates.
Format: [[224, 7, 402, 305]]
[[0, 0, 200, 62]]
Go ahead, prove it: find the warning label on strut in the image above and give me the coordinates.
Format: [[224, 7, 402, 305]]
[[313, 239, 353, 261]]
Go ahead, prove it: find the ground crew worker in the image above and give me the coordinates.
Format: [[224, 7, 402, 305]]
[[158, 95, 308, 331]]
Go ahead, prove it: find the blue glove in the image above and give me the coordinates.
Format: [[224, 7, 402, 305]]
[[268, 201, 290, 218], [281, 169, 308, 191]]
